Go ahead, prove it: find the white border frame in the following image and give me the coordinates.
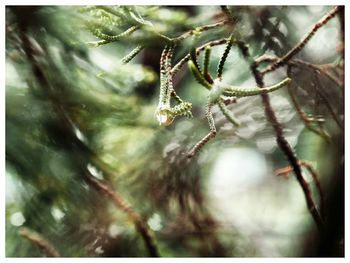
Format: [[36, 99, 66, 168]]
[[1, 1, 348, 262]]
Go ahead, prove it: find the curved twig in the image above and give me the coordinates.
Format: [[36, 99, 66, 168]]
[[261, 6, 340, 75], [275, 160, 325, 218], [19, 227, 60, 257], [84, 171, 160, 257], [236, 41, 324, 230], [171, 38, 228, 76]]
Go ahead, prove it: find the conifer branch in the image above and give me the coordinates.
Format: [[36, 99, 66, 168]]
[[121, 45, 144, 64], [87, 25, 140, 47], [171, 38, 228, 76], [188, 60, 212, 90], [217, 35, 234, 79], [203, 46, 213, 83], [187, 100, 216, 158], [236, 41, 324, 230], [217, 99, 240, 127]]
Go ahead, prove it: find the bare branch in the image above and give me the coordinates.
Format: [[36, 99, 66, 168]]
[[261, 6, 340, 75], [83, 172, 160, 257], [275, 160, 325, 218], [19, 227, 60, 257], [236, 42, 324, 230]]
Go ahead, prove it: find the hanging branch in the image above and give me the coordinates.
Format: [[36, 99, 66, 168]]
[[216, 35, 234, 79], [261, 6, 340, 75], [19, 227, 60, 257], [235, 41, 324, 230], [202, 46, 214, 83]]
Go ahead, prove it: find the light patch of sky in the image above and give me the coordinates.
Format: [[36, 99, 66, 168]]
[[89, 49, 120, 72], [10, 212, 26, 227], [207, 147, 311, 256], [51, 207, 65, 222], [147, 213, 162, 231], [6, 62, 27, 89], [209, 148, 268, 196], [287, 6, 339, 63], [108, 223, 122, 238]]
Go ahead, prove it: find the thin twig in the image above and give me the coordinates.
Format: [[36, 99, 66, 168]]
[[84, 172, 160, 257], [261, 6, 340, 75], [87, 25, 140, 47], [121, 45, 144, 64], [237, 42, 324, 230], [299, 160, 325, 217], [172, 20, 228, 43], [19, 227, 60, 257], [275, 160, 325, 218]]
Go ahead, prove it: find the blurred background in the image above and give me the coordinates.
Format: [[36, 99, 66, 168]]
[[5, 6, 344, 257]]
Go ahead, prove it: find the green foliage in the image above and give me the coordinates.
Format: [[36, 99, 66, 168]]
[[6, 5, 344, 258]]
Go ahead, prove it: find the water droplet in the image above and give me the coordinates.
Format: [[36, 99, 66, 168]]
[[155, 108, 173, 126]]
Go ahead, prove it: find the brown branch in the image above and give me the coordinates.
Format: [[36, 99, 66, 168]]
[[173, 20, 228, 43], [257, 70, 324, 230], [299, 160, 325, 217], [19, 227, 60, 257], [236, 43, 324, 230], [275, 160, 325, 218], [83, 172, 160, 257], [261, 6, 340, 75]]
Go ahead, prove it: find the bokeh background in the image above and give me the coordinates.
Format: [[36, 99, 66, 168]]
[[6, 6, 344, 257]]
